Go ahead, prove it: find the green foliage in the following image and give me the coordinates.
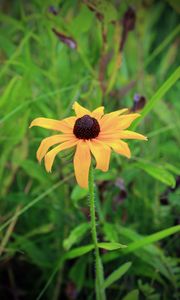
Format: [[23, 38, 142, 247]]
[[0, 1, 179, 299], [63, 223, 90, 250], [103, 262, 132, 288], [122, 289, 139, 300], [98, 242, 127, 250]]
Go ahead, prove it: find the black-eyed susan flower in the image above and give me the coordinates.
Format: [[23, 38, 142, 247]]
[[30, 102, 147, 188]]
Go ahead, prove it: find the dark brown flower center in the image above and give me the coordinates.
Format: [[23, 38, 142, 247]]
[[73, 115, 100, 139]]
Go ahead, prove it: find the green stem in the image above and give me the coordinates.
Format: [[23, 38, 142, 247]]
[[89, 165, 106, 300]]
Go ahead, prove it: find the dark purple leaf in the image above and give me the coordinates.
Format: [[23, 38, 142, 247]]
[[122, 7, 136, 31], [48, 6, 59, 16], [52, 28, 77, 49], [113, 178, 127, 205], [132, 94, 146, 111], [65, 282, 78, 300], [120, 7, 136, 51]]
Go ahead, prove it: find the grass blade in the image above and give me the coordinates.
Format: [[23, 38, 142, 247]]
[[145, 24, 180, 67], [131, 66, 180, 130], [124, 225, 180, 254], [103, 262, 132, 288], [0, 174, 73, 233]]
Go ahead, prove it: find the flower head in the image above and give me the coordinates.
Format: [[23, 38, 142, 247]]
[[30, 102, 147, 188]]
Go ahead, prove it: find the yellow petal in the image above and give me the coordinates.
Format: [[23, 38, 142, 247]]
[[98, 130, 147, 141], [99, 115, 120, 131], [105, 140, 131, 158], [29, 117, 73, 133], [87, 140, 111, 172], [63, 116, 77, 128], [98, 133, 122, 141], [100, 113, 140, 133], [73, 140, 91, 188], [99, 108, 128, 126], [103, 108, 129, 119], [91, 106, 104, 120], [72, 101, 91, 117], [117, 114, 140, 129], [44, 139, 78, 172], [117, 130, 147, 140], [37, 134, 74, 162]]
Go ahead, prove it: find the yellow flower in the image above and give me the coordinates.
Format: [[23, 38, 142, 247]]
[[30, 102, 147, 188]]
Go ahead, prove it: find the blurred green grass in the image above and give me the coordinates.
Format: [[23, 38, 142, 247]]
[[0, 1, 180, 299]]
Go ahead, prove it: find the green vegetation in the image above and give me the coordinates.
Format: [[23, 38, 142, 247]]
[[0, 1, 180, 299]]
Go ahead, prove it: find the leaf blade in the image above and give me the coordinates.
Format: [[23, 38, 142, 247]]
[[103, 262, 132, 288]]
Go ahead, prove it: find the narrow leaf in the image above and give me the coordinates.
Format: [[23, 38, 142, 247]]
[[65, 244, 94, 259], [71, 185, 88, 202], [103, 225, 180, 262], [124, 225, 180, 254], [131, 66, 180, 129], [63, 223, 90, 250], [98, 242, 127, 250], [103, 262, 132, 288], [122, 289, 139, 300], [136, 162, 176, 187]]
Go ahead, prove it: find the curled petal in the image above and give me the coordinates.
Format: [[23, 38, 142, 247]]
[[44, 139, 78, 172], [73, 141, 91, 188], [29, 117, 73, 133], [72, 101, 91, 117], [105, 140, 131, 158], [91, 106, 104, 120], [37, 134, 74, 162], [87, 140, 111, 172]]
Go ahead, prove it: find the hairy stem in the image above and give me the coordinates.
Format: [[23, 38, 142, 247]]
[[89, 165, 106, 300]]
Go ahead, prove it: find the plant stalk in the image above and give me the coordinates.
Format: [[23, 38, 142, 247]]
[[89, 165, 106, 300]]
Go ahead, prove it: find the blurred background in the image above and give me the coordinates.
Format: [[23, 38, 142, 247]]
[[0, 0, 180, 299]]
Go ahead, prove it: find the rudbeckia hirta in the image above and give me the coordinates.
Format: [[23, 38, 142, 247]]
[[30, 102, 147, 188]]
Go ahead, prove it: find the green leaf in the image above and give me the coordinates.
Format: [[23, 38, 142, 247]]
[[25, 224, 54, 238], [122, 289, 139, 300], [103, 262, 132, 288], [136, 162, 176, 187], [167, 0, 180, 13], [0, 175, 73, 233], [97, 1, 117, 23], [98, 242, 127, 251], [145, 24, 180, 67], [0, 76, 21, 108], [63, 223, 90, 250], [13, 236, 51, 268], [164, 163, 180, 175], [103, 225, 180, 264], [124, 225, 180, 254], [65, 244, 94, 259], [71, 185, 88, 203], [131, 66, 180, 129], [70, 5, 93, 35], [103, 223, 119, 243], [69, 257, 88, 291], [20, 160, 50, 185], [88, 0, 117, 24]]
